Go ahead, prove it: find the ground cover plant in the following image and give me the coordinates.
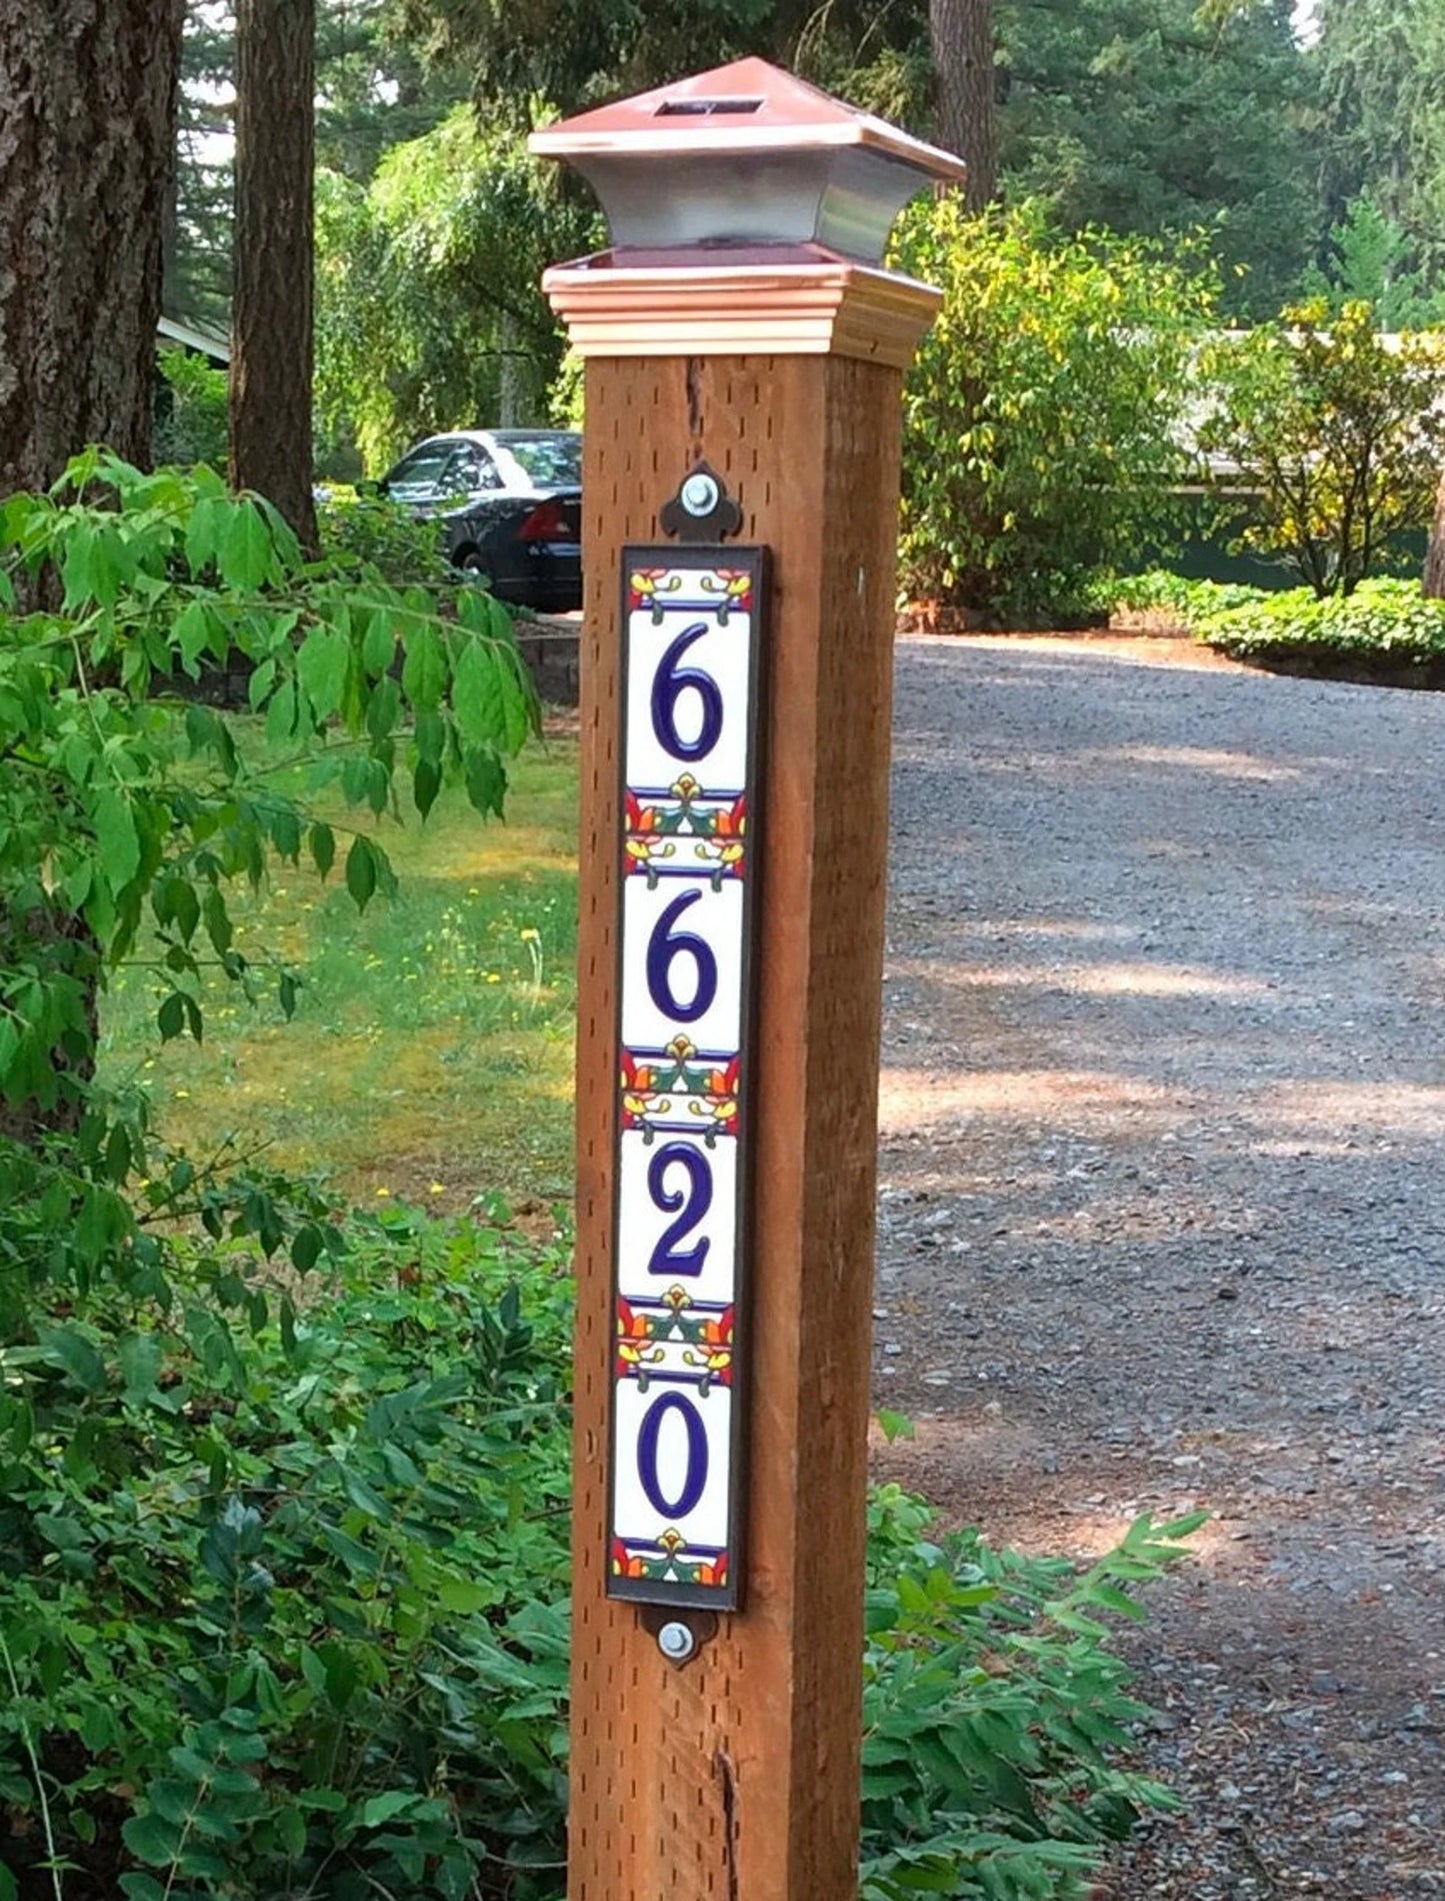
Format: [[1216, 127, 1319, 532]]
[[1114, 569, 1445, 678]]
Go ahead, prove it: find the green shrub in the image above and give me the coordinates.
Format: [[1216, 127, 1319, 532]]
[[860, 1486, 1201, 1900], [0, 1181, 1197, 1901], [0, 1202, 573, 1901], [1199, 301, 1445, 597], [891, 198, 1216, 622], [1192, 575, 1445, 665], [155, 350, 229, 470], [1108, 569, 1269, 620], [317, 486, 453, 586]]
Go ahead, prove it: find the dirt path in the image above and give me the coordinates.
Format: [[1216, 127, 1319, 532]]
[[873, 635, 1445, 1900]]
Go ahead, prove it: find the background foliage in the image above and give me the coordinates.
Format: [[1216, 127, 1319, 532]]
[[1199, 300, 1445, 595], [314, 107, 598, 471], [893, 199, 1217, 619]]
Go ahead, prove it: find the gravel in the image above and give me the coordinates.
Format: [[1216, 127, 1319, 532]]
[[872, 634, 1445, 1900]]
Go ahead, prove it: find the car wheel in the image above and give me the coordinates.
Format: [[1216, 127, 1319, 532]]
[[457, 547, 493, 586]]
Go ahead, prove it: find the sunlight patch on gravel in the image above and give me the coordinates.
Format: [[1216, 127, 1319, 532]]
[[878, 1065, 1175, 1133], [1255, 1077, 1445, 1137], [1078, 743, 1308, 782], [917, 959, 1276, 999]]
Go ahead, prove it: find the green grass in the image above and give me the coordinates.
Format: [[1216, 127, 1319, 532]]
[[99, 727, 580, 1210]]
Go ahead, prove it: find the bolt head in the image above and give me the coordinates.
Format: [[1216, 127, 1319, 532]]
[[680, 472, 720, 518], [657, 1619, 697, 1663]]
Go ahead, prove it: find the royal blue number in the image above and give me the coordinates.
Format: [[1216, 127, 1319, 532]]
[[637, 1391, 709, 1519], [646, 889, 718, 1022], [647, 1143, 713, 1277], [651, 622, 723, 762]]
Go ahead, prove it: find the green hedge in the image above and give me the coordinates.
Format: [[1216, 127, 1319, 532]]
[[1115, 571, 1445, 671]]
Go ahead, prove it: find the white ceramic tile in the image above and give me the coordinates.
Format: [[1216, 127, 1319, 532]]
[[610, 549, 761, 1606], [624, 607, 753, 795], [619, 874, 745, 1054], [617, 1127, 739, 1308], [613, 1378, 733, 1553]]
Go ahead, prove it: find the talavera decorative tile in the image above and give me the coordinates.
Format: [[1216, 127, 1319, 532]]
[[607, 545, 765, 1611]]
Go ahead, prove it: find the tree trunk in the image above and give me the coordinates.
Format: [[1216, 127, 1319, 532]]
[[1425, 467, 1445, 599], [930, 0, 999, 210], [230, 0, 318, 551], [0, 0, 183, 496], [498, 310, 524, 426]]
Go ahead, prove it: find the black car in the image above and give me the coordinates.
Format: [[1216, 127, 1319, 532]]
[[376, 429, 582, 612]]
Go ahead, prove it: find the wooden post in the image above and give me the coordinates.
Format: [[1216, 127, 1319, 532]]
[[535, 58, 957, 1901]]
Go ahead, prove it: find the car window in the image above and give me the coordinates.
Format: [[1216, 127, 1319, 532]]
[[384, 444, 458, 495], [447, 447, 502, 492], [502, 436, 581, 487]]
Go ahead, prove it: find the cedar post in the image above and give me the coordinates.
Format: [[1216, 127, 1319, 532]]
[[532, 61, 962, 1901]]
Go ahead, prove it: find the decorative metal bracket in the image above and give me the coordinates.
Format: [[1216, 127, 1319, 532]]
[[660, 462, 743, 543], [640, 1605, 719, 1669]]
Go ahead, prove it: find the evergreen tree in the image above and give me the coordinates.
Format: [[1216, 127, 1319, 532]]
[[1315, 0, 1445, 291], [230, 0, 319, 547], [931, 0, 999, 205], [997, 0, 1316, 316], [0, 0, 185, 494]]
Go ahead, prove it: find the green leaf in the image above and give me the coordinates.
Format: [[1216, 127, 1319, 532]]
[[414, 707, 445, 766], [291, 1224, 323, 1273], [269, 803, 302, 861], [59, 523, 95, 609], [39, 1325, 107, 1394], [345, 836, 377, 910], [452, 639, 503, 745], [435, 1575, 492, 1614], [402, 622, 446, 711], [118, 1876, 166, 1901], [363, 609, 396, 676], [309, 822, 336, 878], [366, 673, 401, 741], [182, 993, 204, 1044], [265, 677, 298, 744], [123, 1811, 182, 1869], [276, 1805, 307, 1858], [147, 1777, 201, 1827], [93, 787, 142, 893], [299, 1786, 347, 1814], [219, 500, 273, 590], [158, 992, 186, 1042], [119, 1332, 163, 1403], [175, 599, 215, 673], [248, 654, 278, 710], [104, 1118, 132, 1183], [463, 748, 505, 820], [361, 1792, 421, 1828], [498, 653, 533, 754], [298, 624, 351, 722], [203, 886, 233, 957], [413, 756, 442, 820], [185, 495, 225, 576]]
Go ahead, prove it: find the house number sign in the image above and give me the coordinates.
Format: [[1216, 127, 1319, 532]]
[[608, 481, 765, 1613]]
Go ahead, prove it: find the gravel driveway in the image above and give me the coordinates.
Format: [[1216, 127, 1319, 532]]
[[873, 634, 1445, 1899]]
